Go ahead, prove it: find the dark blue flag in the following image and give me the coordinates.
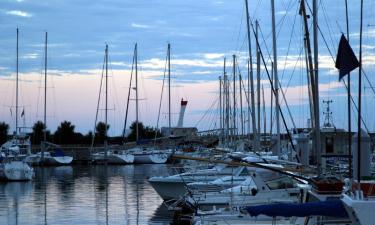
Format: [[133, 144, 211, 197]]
[[335, 34, 360, 80]]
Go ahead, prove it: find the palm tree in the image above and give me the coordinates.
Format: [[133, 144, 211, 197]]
[[54, 121, 75, 144], [32, 121, 45, 145], [95, 122, 109, 144]]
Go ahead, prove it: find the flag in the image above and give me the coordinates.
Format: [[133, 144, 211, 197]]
[[21, 108, 25, 117], [335, 34, 360, 80]]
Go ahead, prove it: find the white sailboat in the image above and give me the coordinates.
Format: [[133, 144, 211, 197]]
[[91, 44, 134, 164], [27, 32, 73, 166], [0, 28, 34, 181]]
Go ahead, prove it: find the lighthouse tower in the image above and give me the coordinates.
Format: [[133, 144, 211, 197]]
[[177, 99, 188, 128]]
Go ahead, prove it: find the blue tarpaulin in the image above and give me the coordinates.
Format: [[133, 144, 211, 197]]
[[245, 200, 348, 218], [51, 149, 65, 157]]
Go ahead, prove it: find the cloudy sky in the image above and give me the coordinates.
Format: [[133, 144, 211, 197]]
[[1, 0, 375, 136]]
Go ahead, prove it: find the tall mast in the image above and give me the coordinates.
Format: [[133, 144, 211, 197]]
[[239, 73, 244, 136], [357, 0, 364, 187], [16, 28, 19, 135], [105, 44, 108, 162], [256, 20, 261, 138], [244, 0, 259, 151], [219, 76, 223, 143], [44, 32, 48, 143], [345, 0, 352, 180], [224, 58, 229, 143], [271, 0, 281, 157], [232, 55, 236, 138], [168, 43, 171, 132], [135, 43, 139, 142], [262, 85, 266, 134], [313, 0, 322, 176]]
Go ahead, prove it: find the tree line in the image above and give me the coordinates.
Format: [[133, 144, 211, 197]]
[[0, 120, 161, 146]]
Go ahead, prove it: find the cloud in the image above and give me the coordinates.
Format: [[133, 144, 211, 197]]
[[203, 53, 224, 59], [22, 53, 38, 59], [6, 10, 32, 18], [276, 11, 287, 15], [130, 22, 151, 29]]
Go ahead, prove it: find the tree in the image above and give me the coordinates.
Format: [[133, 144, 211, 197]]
[[54, 121, 75, 144], [32, 121, 45, 145], [95, 122, 110, 144], [0, 122, 9, 145], [126, 121, 161, 142]]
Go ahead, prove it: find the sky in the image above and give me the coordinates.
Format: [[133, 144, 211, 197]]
[[1, 0, 375, 136]]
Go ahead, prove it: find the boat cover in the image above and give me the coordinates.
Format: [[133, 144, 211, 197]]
[[245, 200, 348, 218], [51, 149, 65, 157]]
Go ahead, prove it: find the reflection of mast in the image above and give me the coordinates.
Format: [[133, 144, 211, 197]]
[[43, 168, 47, 225], [105, 166, 108, 225]]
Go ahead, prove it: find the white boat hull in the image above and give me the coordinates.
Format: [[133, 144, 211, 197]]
[[342, 193, 375, 225], [148, 178, 187, 200], [93, 152, 134, 164], [0, 161, 33, 181], [133, 153, 168, 164], [42, 156, 74, 166]]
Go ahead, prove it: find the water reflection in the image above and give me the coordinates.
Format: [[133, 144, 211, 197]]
[[0, 164, 172, 225]]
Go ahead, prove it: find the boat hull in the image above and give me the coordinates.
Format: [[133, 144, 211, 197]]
[[0, 161, 34, 181], [148, 178, 187, 200], [93, 153, 134, 164], [133, 153, 168, 164], [42, 156, 74, 166]]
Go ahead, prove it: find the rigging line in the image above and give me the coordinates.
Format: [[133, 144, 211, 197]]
[[235, 3, 245, 54], [280, 2, 300, 81], [250, 17, 298, 155], [153, 49, 169, 143], [90, 53, 106, 150], [122, 48, 136, 140], [320, 0, 338, 56], [317, 24, 375, 102], [342, 79, 370, 134], [194, 97, 218, 128]]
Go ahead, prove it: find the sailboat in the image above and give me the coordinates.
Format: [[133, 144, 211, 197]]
[[91, 44, 134, 164], [0, 28, 34, 181], [123, 43, 169, 164], [26, 32, 73, 166]]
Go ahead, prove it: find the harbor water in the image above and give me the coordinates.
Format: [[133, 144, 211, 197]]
[[0, 164, 175, 225]]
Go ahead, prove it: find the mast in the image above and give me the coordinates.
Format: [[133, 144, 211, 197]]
[[224, 58, 229, 143], [168, 43, 171, 132], [256, 20, 261, 138], [357, 0, 364, 187], [244, 0, 259, 151], [271, 0, 281, 157], [239, 73, 244, 136], [105, 44, 108, 161], [44, 32, 48, 143], [313, 0, 322, 176], [232, 55, 236, 138], [300, 0, 319, 169], [122, 46, 136, 140], [345, 0, 352, 180], [16, 28, 19, 135], [262, 85, 266, 134], [219, 76, 223, 143], [41, 31, 47, 163], [135, 43, 139, 142]]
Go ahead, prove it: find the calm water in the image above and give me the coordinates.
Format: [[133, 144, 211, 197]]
[[0, 164, 176, 225]]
